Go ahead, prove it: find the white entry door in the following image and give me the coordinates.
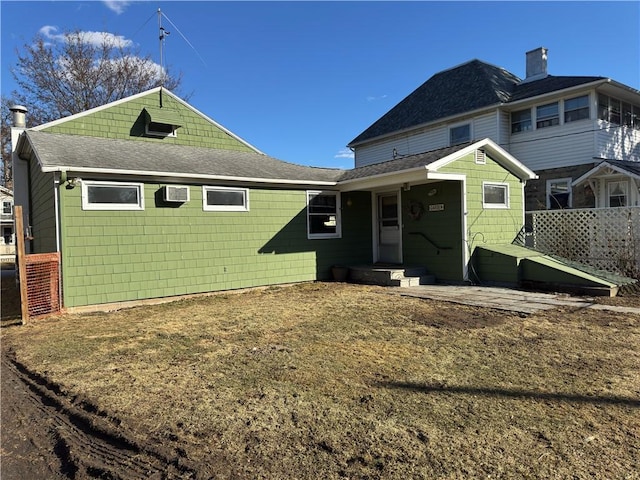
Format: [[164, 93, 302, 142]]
[[377, 192, 402, 264]]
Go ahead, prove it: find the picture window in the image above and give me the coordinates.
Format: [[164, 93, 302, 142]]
[[482, 182, 509, 209], [82, 181, 144, 211], [202, 186, 249, 212]]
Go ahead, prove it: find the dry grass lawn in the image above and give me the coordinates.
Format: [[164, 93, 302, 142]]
[[2, 283, 639, 479]]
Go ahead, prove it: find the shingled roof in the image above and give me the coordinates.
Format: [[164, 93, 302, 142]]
[[349, 59, 606, 146], [21, 130, 344, 184], [338, 143, 471, 182]]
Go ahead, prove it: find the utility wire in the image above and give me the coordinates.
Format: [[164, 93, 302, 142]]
[[160, 11, 208, 68]]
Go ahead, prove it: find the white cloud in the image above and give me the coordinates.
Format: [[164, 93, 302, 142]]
[[334, 148, 354, 160], [103, 1, 131, 15], [366, 94, 388, 102], [39, 26, 133, 49]]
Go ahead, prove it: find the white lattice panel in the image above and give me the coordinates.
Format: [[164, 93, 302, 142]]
[[529, 207, 640, 277]]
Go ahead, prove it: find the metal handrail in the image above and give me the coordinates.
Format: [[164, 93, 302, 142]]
[[408, 231, 453, 252]]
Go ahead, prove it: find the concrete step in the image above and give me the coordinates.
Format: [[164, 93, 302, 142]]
[[390, 275, 437, 287], [349, 266, 435, 287]]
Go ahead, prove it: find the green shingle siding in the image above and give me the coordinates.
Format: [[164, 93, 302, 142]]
[[401, 151, 525, 282], [60, 185, 371, 307], [441, 151, 524, 248], [402, 182, 464, 282], [41, 91, 255, 153], [29, 158, 57, 253]]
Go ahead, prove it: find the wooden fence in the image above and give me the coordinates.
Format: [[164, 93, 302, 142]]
[[14, 206, 62, 323]]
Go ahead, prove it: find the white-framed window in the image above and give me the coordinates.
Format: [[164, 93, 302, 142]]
[[536, 102, 559, 128], [598, 94, 622, 125], [307, 191, 341, 239], [511, 109, 532, 133], [449, 123, 471, 145], [607, 180, 628, 207], [564, 95, 590, 123], [81, 181, 144, 211], [546, 178, 572, 209], [2, 201, 12, 215], [482, 182, 509, 209], [202, 186, 249, 212]]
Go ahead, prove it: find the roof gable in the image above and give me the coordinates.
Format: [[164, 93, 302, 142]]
[[34, 87, 262, 154], [339, 138, 536, 185], [573, 160, 640, 186]]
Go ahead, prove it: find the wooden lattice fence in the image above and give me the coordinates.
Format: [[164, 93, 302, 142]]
[[528, 206, 640, 278]]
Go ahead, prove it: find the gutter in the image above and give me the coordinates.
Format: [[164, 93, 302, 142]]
[[40, 166, 340, 188]]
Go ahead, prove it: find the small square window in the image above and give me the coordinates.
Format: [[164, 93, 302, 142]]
[[564, 95, 590, 123], [307, 191, 341, 239], [511, 109, 532, 133], [203, 186, 249, 211], [449, 124, 471, 145], [536, 102, 559, 128], [2, 201, 12, 215], [483, 182, 509, 209], [82, 181, 144, 211], [607, 181, 628, 207], [546, 178, 572, 209]]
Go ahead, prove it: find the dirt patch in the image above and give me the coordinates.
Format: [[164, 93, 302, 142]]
[[2, 282, 639, 479]]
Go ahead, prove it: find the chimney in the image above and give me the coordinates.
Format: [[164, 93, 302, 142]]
[[10, 105, 27, 128], [524, 47, 548, 83]]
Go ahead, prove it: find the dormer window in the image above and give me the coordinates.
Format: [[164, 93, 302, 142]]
[[143, 107, 182, 137]]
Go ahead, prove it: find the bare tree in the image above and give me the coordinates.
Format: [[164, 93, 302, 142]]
[[1, 28, 185, 187]]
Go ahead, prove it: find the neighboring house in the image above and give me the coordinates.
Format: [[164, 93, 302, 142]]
[[11, 87, 536, 309], [0, 186, 15, 256], [348, 47, 640, 211]]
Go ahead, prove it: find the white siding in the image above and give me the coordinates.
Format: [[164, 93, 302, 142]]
[[472, 112, 498, 142], [496, 111, 511, 148], [354, 127, 447, 167], [354, 112, 499, 168], [595, 123, 640, 161], [508, 119, 596, 171]]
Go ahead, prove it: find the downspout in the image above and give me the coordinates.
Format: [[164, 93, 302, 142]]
[[54, 171, 64, 252], [461, 177, 469, 282], [54, 171, 64, 307]]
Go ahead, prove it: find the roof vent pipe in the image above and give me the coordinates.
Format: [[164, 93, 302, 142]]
[[10, 105, 27, 128]]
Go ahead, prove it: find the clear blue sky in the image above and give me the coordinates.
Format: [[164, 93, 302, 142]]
[[2, 1, 639, 169]]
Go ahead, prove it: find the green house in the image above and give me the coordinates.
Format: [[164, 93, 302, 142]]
[[11, 87, 537, 309]]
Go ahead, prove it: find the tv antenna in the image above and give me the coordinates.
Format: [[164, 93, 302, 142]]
[[157, 7, 207, 75], [158, 8, 170, 80]]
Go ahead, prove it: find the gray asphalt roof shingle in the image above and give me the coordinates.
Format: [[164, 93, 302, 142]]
[[338, 143, 471, 181], [24, 130, 344, 184], [348, 59, 607, 146]]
